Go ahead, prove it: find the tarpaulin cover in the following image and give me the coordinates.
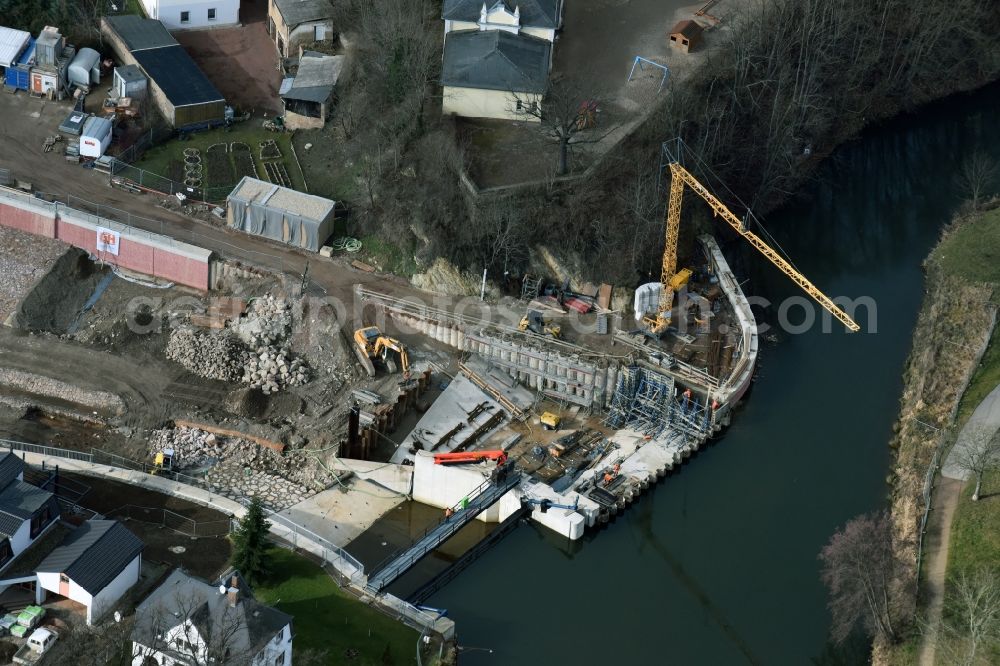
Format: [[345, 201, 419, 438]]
[[227, 178, 335, 252]]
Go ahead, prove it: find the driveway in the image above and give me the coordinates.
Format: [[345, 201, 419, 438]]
[[173, 0, 282, 115], [942, 381, 1000, 480]]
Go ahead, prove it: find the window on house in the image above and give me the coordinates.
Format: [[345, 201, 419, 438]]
[[274, 653, 286, 665], [30, 507, 50, 538], [174, 638, 190, 651], [529, 101, 538, 113], [208, 8, 217, 20], [59, 574, 69, 584], [315, 25, 326, 41], [516, 100, 523, 111], [180, 11, 190, 23]]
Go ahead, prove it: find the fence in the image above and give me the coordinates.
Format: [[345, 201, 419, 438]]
[[109, 160, 234, 203], [106, 504, 232, 537]]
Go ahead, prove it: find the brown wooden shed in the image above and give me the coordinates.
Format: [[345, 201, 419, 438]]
[[669, 20, 703, 54]]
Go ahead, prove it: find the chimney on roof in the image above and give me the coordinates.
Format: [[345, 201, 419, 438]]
[[227, 574, 239, 607]]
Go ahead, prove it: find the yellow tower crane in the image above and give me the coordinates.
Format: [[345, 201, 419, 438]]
[[646, 160, 860, 334]]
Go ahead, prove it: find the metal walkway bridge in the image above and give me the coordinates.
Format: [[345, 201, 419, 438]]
[[366, 469, 521, 593]]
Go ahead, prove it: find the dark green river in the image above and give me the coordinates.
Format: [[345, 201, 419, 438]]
[[427, 82, 1000, 664]]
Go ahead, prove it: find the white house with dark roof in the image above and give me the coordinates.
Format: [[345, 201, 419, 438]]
[[440, 0, 561, 120], [36, 519, 144, 625], [131, 568, 293, 666], [441, 29, 550, 121], [139, 0, 240, 30], [442, 0, 563, 42]]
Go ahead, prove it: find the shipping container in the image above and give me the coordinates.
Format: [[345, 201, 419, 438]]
[[35, 26, 63, 67], [30, 68, 58, 96], [3, 38, 34, 91]]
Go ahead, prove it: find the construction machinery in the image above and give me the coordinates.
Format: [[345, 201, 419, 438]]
[[644, 145, 860, 334], [151, 448, 174, 475], [540, 411, 562, 430], [519, 311, 561, 339], [353, 326, 411, 375], [433, 450, 508, 466]]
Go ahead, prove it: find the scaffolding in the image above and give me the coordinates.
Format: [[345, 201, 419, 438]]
[[604, 365, 713, 438]]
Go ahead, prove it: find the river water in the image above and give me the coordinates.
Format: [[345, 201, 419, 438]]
[[425, 82, 1000, 664]]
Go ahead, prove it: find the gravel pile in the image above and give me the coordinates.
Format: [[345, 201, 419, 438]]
[[150, 426, 329, 510], [166, 328, 249, 382]]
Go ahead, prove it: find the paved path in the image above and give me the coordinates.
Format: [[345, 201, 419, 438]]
[[942, 382, 1000, 480]]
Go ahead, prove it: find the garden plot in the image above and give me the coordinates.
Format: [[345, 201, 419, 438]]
[[231, 142, 258, 180], [263, 161, 292, 188], [206, 142, 237, 190]]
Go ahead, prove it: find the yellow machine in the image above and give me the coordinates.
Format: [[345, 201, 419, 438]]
[[353, 326, 411, 374], [645, 155, 859, 334], [519, 312, 562, 339], [151, 448, 173, 475], [540, 412, 562, 430]]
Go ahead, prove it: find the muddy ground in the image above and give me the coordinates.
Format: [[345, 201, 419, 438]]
[[59, 472, 233, 580]]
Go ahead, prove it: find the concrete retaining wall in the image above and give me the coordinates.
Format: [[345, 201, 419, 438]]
[[0, 188, 213, 290]]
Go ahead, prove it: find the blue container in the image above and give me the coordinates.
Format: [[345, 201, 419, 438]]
[[4, 37, 34, 91]]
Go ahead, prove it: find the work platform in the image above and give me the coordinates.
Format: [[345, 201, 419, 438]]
[[366, 467, 522, 593]]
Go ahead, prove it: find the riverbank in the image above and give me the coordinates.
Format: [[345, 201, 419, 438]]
[[880, 201, 1000, 664]]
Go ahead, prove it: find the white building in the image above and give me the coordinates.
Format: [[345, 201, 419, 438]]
[[140, 0, 240, 30], [131, 569, 293, 666], [0, 453, 60, 572], [35, 520, 144, 625], [442, 0, 563, 42]]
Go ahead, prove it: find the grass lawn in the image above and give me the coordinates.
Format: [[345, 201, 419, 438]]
[[932, 206, 1000, 287], [254, 547, 418, 666], [947, 469, 1000, 577], [135, 125, 306, 199], [957, 323, 1000, 423]]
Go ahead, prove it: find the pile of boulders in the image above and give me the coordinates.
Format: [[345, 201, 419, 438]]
[[242, 346, 308, 394], [165, 295, 310, 393], [233, 296, 309, 394], [165, 328, 249, 382], [150, 426, 327, 510]]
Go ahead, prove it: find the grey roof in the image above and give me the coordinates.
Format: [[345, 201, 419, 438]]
[[281, 54, 342, 103], [82, 116, 113, 140], [133, 569, 291, 659], [0, 481, 54, 519], [115, 64, 145, 83], [443, 0, 561, 29], [273, 0, 335, 27], [229, 177, 336, 220], [0, 454, 24, 490], [37, 520, 143, 595], [441, 30, 551, 93], [0, 511, 25, 538], [132, 45, 225, 108], [0, 26, 30, 68], [105, 15, 178, 52]]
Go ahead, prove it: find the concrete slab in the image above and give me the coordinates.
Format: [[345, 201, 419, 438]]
[[391, 375, 507, 464], [463, 356, 536, 412], [277, 478, 406, 548]]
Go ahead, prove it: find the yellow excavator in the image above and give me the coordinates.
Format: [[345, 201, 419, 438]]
[[644, 146, 859, 334], [353, 326, 410, 376], [518, 311, 561, 339]]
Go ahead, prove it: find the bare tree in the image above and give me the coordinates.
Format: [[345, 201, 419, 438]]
[[936, 568, 1000, 666], [511, 78, 617, 176], [955, 152, 999, 210], [950, 423, 1000, 501], [819, 510, 911, 644]]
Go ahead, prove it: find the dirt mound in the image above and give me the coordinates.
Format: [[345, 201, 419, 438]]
[[223, 387, 268, 418], [14, 249, 107, 333]]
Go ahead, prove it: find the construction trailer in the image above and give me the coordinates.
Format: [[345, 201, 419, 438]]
[[101, 15, 225, 129], [68, 47, 101, 90], [226, 177, 337, 252], [80, 116, 114, 158]]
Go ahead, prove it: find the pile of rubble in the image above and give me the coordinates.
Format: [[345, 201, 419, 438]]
[[234, 296, 309, 394], [165, 296, 310, 393], [165, 329, 249, 382], [150, 426, 328, 510]]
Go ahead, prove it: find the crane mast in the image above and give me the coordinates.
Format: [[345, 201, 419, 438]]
[[650, 161, 860, 333]]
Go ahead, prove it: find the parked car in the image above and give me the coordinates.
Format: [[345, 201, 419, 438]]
[[12, 627, 58, 665]]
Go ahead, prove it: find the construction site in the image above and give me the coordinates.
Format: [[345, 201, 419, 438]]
[[0, 137, 863, 619]]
